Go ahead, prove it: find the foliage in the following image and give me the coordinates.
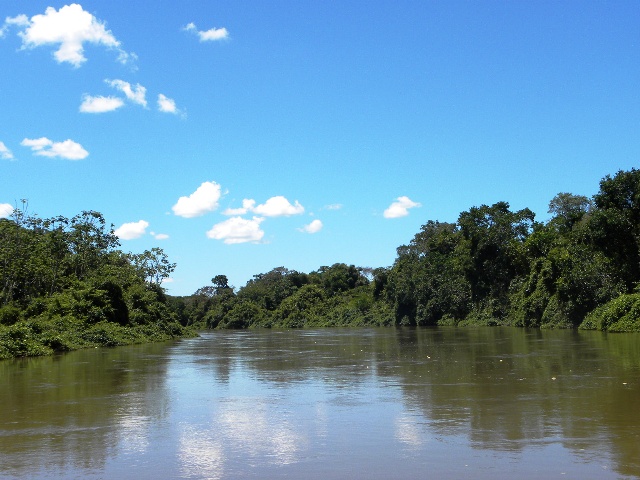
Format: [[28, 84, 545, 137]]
[[580, 294, 640, 332], [0, 206, 192, 359], [7, 168, 638, 350], [180, 168, 640, 333], [128, 247, 176, 285]]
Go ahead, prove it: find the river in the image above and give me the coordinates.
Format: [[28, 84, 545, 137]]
[[1, 327, 639, 479]]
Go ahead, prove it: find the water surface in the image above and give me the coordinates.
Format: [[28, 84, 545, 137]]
[[1, 327, 639, 479]]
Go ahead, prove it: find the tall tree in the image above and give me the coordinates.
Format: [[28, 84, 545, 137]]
[[589, 168, 640, 290], [129, 247, 176, 285], [457, 202, 535, 315], [548, 192, 592, 233]]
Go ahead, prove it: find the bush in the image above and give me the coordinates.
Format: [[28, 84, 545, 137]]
[[0, 323, 53, 358], [219, 301, 265, 329], [0, 304, 21, 325], [580, 294, 640, 332]]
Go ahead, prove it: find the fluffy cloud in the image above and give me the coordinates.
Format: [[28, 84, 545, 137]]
[[253, 196, 304, 217], [224, 196, 304, 217], [21, 137, 89, 160], [184, 22, 229, 41], [299, 219, 323, 234], [153, 233, 169, 240], [206, 217, 264, 244], [114, 220, 149, 240], [13, 4, 134, 67], [0, 203, 14, 218], [80, 94, 124, 113], [107, 79, 147, 106], [222, 199, 256, 216], [0, 141, 14, 160], [158, 94, 183, 115], [383, 196, 421, 219], [80, 80, 147, 113], [172, 181, 222, 218]]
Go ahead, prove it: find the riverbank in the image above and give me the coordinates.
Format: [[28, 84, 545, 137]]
[[4, 289, 639, 360], [0, 317, 197, 359], [0, 316, 196, 360]]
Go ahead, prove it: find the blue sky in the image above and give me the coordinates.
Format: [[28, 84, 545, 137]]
[[1, 1, 639, 295]]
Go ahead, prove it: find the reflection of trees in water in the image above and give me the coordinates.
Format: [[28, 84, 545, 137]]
[[0, 343, 171, 478], [188, 328, 640, 477], [2, 328, 638, 478], [386, 328, 640, 477]]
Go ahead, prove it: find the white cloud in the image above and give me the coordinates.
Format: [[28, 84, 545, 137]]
[[383, 196, 421, 219], [80, 80, 147, 114], [21, 137, 89, 160], [1, 14, 28, 37], [0, 203, 14, 218], [154, 233, 169, 240], [0, 141, 14, 160], [114, 220, 149, 240], [158, 94, 183, 115], [172, 181, 222, 218], [222, 199, 256, 216], [14, 4, 134, 67], [222, 196, 304, 217], [253, 196, 304, 217], [184, 22, 229, 42], [21, 137, 50, 149], [107, 79, 147, 107], [80, 94, 124, 113], [206, 216, 265, 244], [5, 14, 29, 27], [299, 219, 323, 234]]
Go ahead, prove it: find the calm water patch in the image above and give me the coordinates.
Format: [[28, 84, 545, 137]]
[[1, 327, 639, 479]]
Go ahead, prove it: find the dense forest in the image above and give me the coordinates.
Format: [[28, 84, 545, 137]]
[[2, 168, 640, 359], [174, 168, 640, 333], [0, 207, 192, 359]]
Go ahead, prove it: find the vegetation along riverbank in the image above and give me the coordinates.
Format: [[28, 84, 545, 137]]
[[0, 209, 193, 359], [176, 169, 640, 332], [2, 168, 640, 359]]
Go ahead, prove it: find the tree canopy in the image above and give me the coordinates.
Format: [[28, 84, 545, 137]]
[[0, 206, 189, 358], [4, 168, 640, 360], [175, 168, 640, 332]]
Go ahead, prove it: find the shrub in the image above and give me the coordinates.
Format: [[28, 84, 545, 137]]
[[580, 294, 640, 332], [0, 304, 21, 325]]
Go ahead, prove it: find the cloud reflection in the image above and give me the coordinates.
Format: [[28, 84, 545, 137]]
[[218, 400, 303, 465], [179, 425, 225, 480], [394, 413, 426, 449], [176, 398, 306, 477], [117, 414, 150, 454]]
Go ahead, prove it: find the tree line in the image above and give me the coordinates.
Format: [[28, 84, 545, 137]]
[[2, 168, 639, 359], [0, 204, 190, 358], [174, 168, 640, 332]]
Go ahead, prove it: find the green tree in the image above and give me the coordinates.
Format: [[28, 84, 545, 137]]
[[457, 202, 535, 317], [129, 247, 176, 285], [311, 263, 368, 295], [547, 192, 592, 233], [238, 267, 308, 310], [67, 211, 120, 280], [589, 168, 640, 291], [386, 221, 470, 325]]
